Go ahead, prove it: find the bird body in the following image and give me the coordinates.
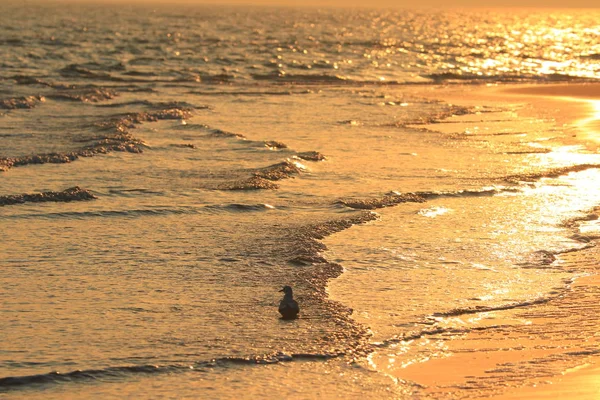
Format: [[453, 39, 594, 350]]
[[278, 286, 300, 320]]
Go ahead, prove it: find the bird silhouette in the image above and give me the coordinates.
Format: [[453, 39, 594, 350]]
[[278, 286, 300, 320]]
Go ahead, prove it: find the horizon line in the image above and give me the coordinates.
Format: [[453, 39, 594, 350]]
[[11, 0, 600, 9]]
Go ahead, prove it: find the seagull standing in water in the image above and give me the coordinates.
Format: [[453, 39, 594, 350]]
[[278, 286, 300, 320]]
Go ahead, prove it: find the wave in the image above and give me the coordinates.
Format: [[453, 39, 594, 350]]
[[221, 176, 280, 191], [95, 100, 207, 110], [370, 285, 574, 348], [206, 203, 276, 212], [240, 139, 290, 150], [380, 104, 477, 128], [185, 73, 236, 84], [251, 71, 423, 86], [318, 38, 409, 49], [252, 160, 305, 181], [0, 133, 144, 171], [0, 352, 343, 392], [8, 76, 120, 103], [0, 95, 45, 110], [335, 167, 600, 210], [59, 64, 124, 81], [203, 127, 246, 139], [286, 211, 378, 266], [123, 70, 158, 77], [5, 208, 200, 220], [251, 72, 351, 84], [423, 72, 598, 84], [503, 149, 551, 154], [337, 188, 513, 210], [282, 202, 600, 368], [169, 143, 197, 149], [0, 107, 192, 172], [187, 89, 314, 96], [295, 151, 326, 161], [188, 125, 325, 161], [107, 188, 164, 196], [46, 87, 118, 103], [8, 75, 152, 96], [273, 212, 379, 359], [219, 160, 306, 191], [7, 203, 280, 219], [176, 123, 326, 165], [10, 75, 81, 90], [246, 71, 600, 86], [501, 163, 600, 183], [431, 295, 559, 318], [0, 187, 96, 207], [262, 140, 287, 149], [5, 208, 382, 371], [55, 64, 238, 85], [374, 323, 514, 348], [337, 192, 426, 210]]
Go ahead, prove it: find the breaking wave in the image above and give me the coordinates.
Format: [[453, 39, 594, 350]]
[[337, 187, 515, 210], [0, 187, 96, 206], [0, 107, 191, 171], [0, 352, 343, 392]]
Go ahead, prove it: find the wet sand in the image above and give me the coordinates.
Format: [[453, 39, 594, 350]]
[[432, 82, 600, 146], [493, 83, 600, 400], [498, 364, 600, 400], [503, 83, 600, 100], [491, 276, 600, 400], [388, 274, 600, 399], [364, 83, 600, 399], [501, 83, 600, 146]]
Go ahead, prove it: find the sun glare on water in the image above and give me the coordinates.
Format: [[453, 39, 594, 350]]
[[576, 99, 600, 142]]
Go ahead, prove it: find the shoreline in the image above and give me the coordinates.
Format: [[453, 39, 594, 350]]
[[425, 82, 600, 148], [501, 82, 600, 100], [493, 82, 600, 148], [499, 83, 600, 146], [327, 81, 600, 399], [496, 363, 600, 400]]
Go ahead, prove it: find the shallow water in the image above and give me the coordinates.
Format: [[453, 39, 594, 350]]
[[1, 2, 600, 399]]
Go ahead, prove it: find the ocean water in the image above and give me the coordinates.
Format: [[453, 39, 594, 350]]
[[1, 2, 600, 398]]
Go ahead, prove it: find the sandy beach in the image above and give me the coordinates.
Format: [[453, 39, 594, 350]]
[[494, 280, 600, 400], [3, 3, 600, 397], [463, 83, 600, 145], [498, 364, 600, 400], [365, 82, 600, 399], [387, 272, 600, 399], [500, 83, 600, 146]]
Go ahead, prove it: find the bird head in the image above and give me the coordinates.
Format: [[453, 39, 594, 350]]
[[279, 286, 293, 295]]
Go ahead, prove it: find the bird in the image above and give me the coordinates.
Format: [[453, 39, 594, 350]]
[[278, 286, 300, 320]]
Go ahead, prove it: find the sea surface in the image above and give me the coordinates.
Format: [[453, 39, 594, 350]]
[[1, 2, 600, 398]]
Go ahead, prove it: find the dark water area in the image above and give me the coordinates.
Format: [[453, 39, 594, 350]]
[[2, 2, 600, 398]]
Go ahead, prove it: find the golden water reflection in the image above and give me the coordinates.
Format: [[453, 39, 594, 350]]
[[571, 98, 600, 144]]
